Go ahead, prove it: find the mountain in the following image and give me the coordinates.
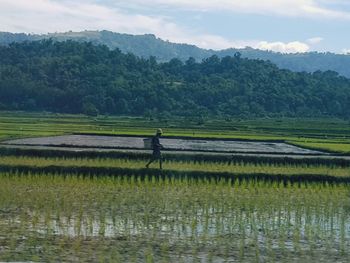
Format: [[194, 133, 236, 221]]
[[0, 40, 349, 118], [1, 30, 350, 78], [0, 31, 211, 62]]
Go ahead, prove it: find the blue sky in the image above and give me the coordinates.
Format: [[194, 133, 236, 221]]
[[0, 0, 349, 53]]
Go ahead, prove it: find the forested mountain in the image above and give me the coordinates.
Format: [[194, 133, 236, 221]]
[[1, 30, 350, 77], [0, 31, 210, 62], [0, 40, 349, 119]]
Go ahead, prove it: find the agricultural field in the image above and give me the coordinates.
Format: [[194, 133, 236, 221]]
[[0, 147, 350, 261], [0, 172, 349, 262], [1, 111, 350, 261], [1, 111, 350, 154], [0, 154, 349, 179]]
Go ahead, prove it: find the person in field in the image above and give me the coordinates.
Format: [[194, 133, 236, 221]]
[[146, 128, 163, 169]]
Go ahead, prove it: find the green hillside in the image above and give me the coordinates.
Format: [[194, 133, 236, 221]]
[[1, 30, 350, 77], [0, 40, 349, 119]]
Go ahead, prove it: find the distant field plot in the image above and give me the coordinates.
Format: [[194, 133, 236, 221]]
[[2, 134, 323, 155], [1, 111, 349, 154]]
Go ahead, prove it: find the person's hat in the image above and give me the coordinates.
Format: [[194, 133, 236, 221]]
[[156, 128, 163, 134]]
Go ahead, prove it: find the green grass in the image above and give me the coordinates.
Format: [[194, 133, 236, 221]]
[[290, 141, 350, 154], [0, 155, 349, 178]]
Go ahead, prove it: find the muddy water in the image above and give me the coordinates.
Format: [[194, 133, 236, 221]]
[[5, 207, 350, 262], [3, 135, 323, 154]]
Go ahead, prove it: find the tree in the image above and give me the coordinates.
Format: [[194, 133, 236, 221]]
[[0, 40, 349, 119], [82, 102, 99, 116]]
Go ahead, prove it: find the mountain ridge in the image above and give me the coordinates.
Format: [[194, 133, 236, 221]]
[[1, 30, 350, 77]]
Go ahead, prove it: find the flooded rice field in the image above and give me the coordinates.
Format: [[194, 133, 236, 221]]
[[2, 134, 349, 261], [0, 174, 349, 262], [3, 134, 323, 155]]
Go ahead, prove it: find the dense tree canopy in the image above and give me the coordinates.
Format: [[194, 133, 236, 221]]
[[2, 31, 350, 77], [0, 40, 349, 118]]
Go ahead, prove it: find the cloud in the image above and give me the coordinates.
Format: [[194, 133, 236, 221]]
[[0, 0, 172, 34], [0, 0, 315, 53], [342, 49, 350, 54], [0, 0, 240, 50], [121, 0, 350, 20], [256, 41, 310, 53], [307, 37, 324, 44], [186, 38, 311, 54], [165, 34, 252, 51]]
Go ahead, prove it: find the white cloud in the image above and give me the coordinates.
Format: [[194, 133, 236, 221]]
[[0, 0, 171, 34], [256, 41, 310, 53], [166, 34, 252, 50], [0, 0, 315, 53], [121, 0, 350, 20], [307, 37, 324, 44], [0, 0, 239, 50], [186, 38, 311, 54], [342, 49, 350, 54]]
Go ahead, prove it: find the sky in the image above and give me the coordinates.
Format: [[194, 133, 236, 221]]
[[0, 0, 349, 54]]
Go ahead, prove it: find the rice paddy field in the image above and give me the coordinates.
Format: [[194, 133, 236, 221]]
[[1, 173, 350, 262], [1, 111, 350, 262], [1, 111, 350, 153]]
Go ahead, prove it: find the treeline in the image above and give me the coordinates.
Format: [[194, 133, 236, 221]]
[[2, 31, 350, 77], [0, 40, 349, 119]]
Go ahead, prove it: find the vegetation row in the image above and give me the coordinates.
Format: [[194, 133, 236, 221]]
[[0, 164, 349, 184], [1, 147, 349, 167]]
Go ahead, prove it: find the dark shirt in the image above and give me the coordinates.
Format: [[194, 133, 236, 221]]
[[152, 136, 162, 153]]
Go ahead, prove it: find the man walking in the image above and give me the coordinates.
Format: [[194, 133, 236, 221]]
[[146, 128, 163, 169]]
